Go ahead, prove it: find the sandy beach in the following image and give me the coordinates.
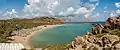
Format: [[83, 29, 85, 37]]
[[11, 25, 63, 49]]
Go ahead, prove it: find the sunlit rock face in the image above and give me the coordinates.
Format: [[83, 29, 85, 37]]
[[91, 16, 120, 35], [69, 16, 120, 50], [70, 34, 120, 50], [104, 16, 120, 30]]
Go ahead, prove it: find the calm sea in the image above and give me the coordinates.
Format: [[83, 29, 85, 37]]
[[31, 22, 105, 47]]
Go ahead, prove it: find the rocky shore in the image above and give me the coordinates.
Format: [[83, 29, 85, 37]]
[[70, 34, 120, 50], [69, 16, 120, 50]]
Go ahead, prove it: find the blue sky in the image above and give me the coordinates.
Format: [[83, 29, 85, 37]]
[[0, 0, 120, 20], [92, 0, 120, 20], [0, 0, 27, 12]]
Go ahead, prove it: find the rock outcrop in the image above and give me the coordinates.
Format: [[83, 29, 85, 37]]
[[69, 16, 120, 50], [92, 24, 104, 34], [70, 34, 120, 50], [104, 16, 120, 30], [92, 16, 120, 35]]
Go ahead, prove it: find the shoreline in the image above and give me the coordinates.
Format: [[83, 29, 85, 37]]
[[11, 24, 63, 49]]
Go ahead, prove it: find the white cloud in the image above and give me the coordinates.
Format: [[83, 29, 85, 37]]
[[109, 10, 120, 17], [58, 11, 64, 16], [2, 9, 19, 19], [59, 7, 91, 17], [96, 13, 99, 16], [110, 11, 116, 17], [28, 0, 40, 5], [110, 13, 114, 17], [92, 13, 99, 17], [104, 11, 108, 13], [58, 2, 98, 18], [115, 2, 120, 8], [74, 7, 89, 15], [84, 3, 95, 9], [53, 1, 59, 5], [116, 9, 120, 14], [95, 2, 99, 6], [23, 0, 99, 18], [58, 7, 75, 16], [58, 6, 94, 17], [12, 9, 17, 13], [89, 0, 99, 2], [0, 0, 99, 19], [24, 0, 62, 17], [104, 6, 107, 9], [84, 3, 98, 18], [64, 7, 75, 16], [23, 0, 84, 17], [3, 9, 17, 16]]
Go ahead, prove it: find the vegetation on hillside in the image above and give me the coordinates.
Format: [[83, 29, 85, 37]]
[[45, 44, 71, 50], [0, 17, 64, 43]]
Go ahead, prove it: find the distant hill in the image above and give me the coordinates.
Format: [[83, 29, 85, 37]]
[[60, 18, 105, 22]]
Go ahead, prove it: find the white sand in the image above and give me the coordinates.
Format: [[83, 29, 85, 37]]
[[11, 25, 63, 49]]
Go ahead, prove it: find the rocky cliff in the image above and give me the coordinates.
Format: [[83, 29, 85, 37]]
[[92, 16, 120, 35], [69, 16, 120, 50]]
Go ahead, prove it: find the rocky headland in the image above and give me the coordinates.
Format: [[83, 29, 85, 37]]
[[69, 16, 120, 50]]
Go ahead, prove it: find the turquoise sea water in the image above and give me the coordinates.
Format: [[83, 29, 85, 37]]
[[31, 22, 105, 47]]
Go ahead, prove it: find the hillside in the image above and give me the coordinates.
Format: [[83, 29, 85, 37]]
[[0, 17, 64, 43]]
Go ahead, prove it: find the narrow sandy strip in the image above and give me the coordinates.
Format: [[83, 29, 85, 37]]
[[11, 25, 63, 49]]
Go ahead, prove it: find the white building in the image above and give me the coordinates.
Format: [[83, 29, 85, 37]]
[[0, 43, 24, 50]]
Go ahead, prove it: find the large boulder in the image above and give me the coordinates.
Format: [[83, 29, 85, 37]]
[[102, 34, 120, 44], [115, 17, 120, 29], [70, 34, 120, 50], [104, 16, 120, 30], [92, 24, 104, 34], [104, 17, 114, 30], [114, 43, 120, 49]]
